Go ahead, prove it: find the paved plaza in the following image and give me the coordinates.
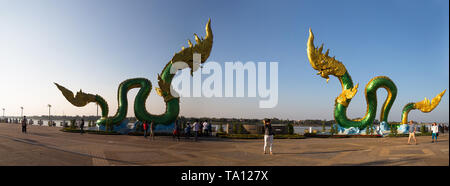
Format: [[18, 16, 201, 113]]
[[0, 123, 448, 166]]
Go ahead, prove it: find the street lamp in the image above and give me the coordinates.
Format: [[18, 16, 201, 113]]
[[48, 104, 52, 126], [20, 107, 23, 117], [2, 108, 4, 118]]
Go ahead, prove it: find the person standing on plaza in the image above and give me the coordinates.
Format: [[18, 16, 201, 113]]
[[80, 118, 85, 134], [150, 121, 155, 140], [431, 122, 439, 143], [408, 120, 417, 145], [143, 121, 148, 139], [193, 120, 200, 141], [207, 121, 212, 137], [185, 122, 191, 139], [263, 119, 274, 155], [202, 120, 208, 136], [173, 119, 180, 141], [21, 116, 27, 133]]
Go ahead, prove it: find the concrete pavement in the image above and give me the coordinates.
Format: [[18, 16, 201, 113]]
[[0, 123, 448, 166]]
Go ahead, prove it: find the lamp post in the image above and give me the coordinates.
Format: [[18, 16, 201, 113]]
[[2, 108, 4, 118], [48, 104, 51, 126], [20, 107, 23, 117]]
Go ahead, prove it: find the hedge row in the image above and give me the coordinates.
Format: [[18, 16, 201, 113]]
[[217, 133, 305, 139], [60, 128, 120, 135]]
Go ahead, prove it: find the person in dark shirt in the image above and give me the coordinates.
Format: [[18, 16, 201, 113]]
[[185, 122, 191, 139], [150, 121, 155, 140], [80, 118, 85, 134], [21, 116, 27, 133], [173, 119, 180, 141], [263, 119, 274, 155]]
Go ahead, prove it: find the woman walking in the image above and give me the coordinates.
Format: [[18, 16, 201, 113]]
[[431, 122, 439, 143], [263, 119, 274, 155]]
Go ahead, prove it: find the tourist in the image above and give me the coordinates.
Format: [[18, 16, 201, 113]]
[[143, 121, 148, 138], [199, 120, 203, 137], [80, 118, 85, 134], [431, 122, 439, 143], [185, 122, 191, 139], [150, 121, 155, 140], [193, 119, 200, 141], [207, 121, 212, 137], [173, 119, 180, 141], [263, 119, 274, 155], [407, 120, 417, 145], [203, 120, 208, 136], [21, 116, 27, 133]]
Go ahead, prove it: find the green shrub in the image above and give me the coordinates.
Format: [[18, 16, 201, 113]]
[[69, 119, 76, 129], [420, 125, 428, 133], [232, 123, 238, 134], [238, 124, 247, 134], [390, 124, 398, 135], [218, 123, 224, 133], [288, 123, 294, 135]]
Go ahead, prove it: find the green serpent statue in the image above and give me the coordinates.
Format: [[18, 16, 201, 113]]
[[307, 29, 446, 129], [55, 19, 213, 127]]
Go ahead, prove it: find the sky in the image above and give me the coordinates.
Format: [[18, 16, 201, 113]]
[[0, 0, 448, 123]]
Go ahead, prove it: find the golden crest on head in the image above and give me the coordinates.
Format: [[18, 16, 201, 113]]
[[415, 89, 446, 113], [307, 28, 347, 82], [170, 19, 213, 71]]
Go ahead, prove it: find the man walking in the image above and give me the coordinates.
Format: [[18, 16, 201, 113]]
[[143, 121, 148, 138], [202, 120, 208, 136], [173, 119, 180, 141], [21, 116, 27, 133], [80, 118, 85, 134], [193, 120, 200, 141], [185, 122, 191, 139], [407, 120, 417, 145], [263, 119, 274, 155], [150, 121, 155, 140]]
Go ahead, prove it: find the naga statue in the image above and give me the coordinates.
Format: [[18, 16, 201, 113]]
[[307, 28, 446, 129], [55, 19, 213, 127]]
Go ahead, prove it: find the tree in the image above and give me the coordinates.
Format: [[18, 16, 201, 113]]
[[218, 123, 224, 133], [288, 123, 294, 135], [322, 122, 326, 132], [232, 123, 238, 134], [239, 124, 246, 134], [69, 119, 76, 129], [330, 125, 335, 135]]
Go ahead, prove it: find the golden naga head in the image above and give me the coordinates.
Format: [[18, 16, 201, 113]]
[[170, 19, 213, 73], [307, 28, 346, 83], [414, 89, 446, 112], [54, 83, 97, 107]]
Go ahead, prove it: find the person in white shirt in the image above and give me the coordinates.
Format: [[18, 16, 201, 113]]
[[202, 121, 208, 136], [431, 122, 439, 143], [193, 120, 200, 141]]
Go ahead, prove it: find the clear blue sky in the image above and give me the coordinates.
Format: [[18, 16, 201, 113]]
[[0, 0, 448, 123]]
